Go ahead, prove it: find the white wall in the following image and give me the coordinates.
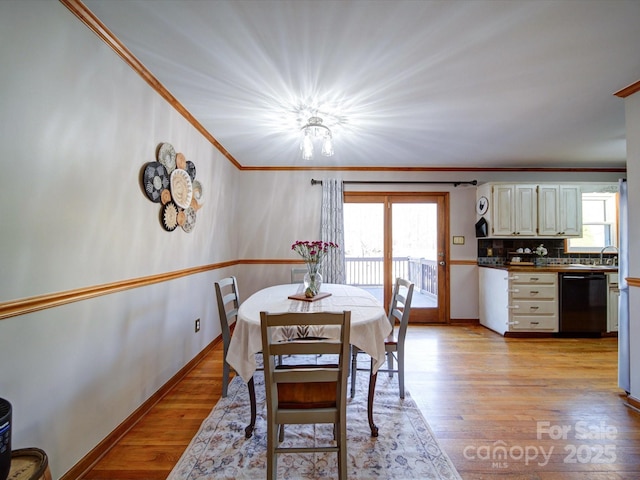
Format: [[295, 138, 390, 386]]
[[0, 2, 239, 477], [234, 170, 622, 321], [0, 2, 628, 477], [624, 91, 640, 400]]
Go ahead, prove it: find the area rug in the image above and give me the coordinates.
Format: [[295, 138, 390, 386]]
[[167, 359, 461, 480]]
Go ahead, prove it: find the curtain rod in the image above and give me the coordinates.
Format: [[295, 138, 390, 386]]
[[310, 179, 477, 187]]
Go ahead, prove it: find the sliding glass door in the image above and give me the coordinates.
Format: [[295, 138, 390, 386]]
[[343, 192, 448, 323]]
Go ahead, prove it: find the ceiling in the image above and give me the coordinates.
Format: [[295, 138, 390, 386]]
[[81, 0, 640, 170]]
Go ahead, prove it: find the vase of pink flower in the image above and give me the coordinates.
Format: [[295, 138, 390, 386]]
[[534, 243, 548, 266], [291, 240, 338, 297]]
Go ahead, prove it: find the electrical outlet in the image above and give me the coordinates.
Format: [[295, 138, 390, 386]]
[[195, 318, 200, 332]]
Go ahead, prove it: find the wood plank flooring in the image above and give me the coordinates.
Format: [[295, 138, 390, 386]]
[[81, 325, 640, 479]]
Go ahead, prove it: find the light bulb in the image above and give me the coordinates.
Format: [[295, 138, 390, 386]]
[[321, 134, 334, 156], [301, 131, 314, 160]]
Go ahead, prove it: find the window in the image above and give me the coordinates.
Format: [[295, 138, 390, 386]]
[[566, 191, 618, 253]]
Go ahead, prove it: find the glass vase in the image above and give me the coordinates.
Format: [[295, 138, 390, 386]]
[[303, 264, 323, 297], [534, 256, 546, 266]]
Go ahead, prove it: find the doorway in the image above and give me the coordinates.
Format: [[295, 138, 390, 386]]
[[343, 192, 449, 323]]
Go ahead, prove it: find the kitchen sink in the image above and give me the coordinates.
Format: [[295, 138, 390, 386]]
[[568, 264, 617, 270]]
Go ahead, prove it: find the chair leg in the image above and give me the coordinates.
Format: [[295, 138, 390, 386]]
[[398, 347, 405, 399], [222, 360, 230, 397], [387, 350, 394, 378], [350, 347, 357, 398], [337, 419, 347, 480], [266, 420, 278, 480]]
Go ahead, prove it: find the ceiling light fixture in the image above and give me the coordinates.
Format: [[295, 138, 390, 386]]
[[300, 116, 334, 160]]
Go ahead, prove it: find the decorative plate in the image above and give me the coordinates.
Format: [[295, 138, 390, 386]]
[[192, 180, 203, 203], [181, 207, 196, 233], [176, 152, 186, 170], [170, 168, 193, 209], [476, 196, 489, 215], [176, 209, 186, 226], [185, 161, 196, 181], [160, 188, 172, 205], [162, 201, 179, 231], [158, 143, 176, 174], [143, 162, 169, 203]]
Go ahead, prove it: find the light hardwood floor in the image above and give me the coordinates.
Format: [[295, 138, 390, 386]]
[[82, 325, 640, 479]]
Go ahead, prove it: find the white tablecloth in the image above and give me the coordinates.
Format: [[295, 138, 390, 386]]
[[226, 283, 391, 382]]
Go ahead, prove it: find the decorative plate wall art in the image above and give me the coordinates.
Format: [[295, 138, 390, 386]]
[[141, 142, 204, 232], [158, 142, 176, 173], [170, 168, 193, 209], [143, 162, 169, 203]]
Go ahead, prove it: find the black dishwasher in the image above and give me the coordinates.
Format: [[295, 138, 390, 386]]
[[559, 272, 608, 334]]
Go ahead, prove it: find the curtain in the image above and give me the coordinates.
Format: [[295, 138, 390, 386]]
[[321, 179, 346, 283], [618, 178, 630, 392]]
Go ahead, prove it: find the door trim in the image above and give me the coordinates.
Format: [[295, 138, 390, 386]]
[[344, 191, 450, 324]]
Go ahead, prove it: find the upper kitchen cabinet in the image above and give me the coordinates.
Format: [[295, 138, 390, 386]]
[[479, 184, 537, 236], [496, 184, 537, 236], [537, 185, 582, 237], [476, 183, 582, 238]]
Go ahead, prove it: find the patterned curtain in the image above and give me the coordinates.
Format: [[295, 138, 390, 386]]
[[321, 179, 346, 283]]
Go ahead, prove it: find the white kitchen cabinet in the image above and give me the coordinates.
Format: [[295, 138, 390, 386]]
[[479, 267, 509, 335], [491, 184, 537, 236], [479, 267, 558, 335], [508, 272, 558, 332], [477, 183, 582, 238], [537, 185, 582, 236]]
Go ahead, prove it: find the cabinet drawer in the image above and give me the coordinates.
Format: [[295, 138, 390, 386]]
[[511, 315, 558, 331], [510, 285, 556, 300], [509, 272, 556, 285], [510, 300, 557, 315]]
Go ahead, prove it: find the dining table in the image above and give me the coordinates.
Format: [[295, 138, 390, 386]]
[[226, 282, 392, 438]]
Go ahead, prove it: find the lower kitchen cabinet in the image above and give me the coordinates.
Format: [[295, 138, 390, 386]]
[[508, 272, 558, 332], [479, 267, 558, 335], [479, 266, 617, 336], [479, 267, 510, 335]]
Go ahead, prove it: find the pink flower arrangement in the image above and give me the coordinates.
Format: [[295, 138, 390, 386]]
[[291, 240, 338, 265]]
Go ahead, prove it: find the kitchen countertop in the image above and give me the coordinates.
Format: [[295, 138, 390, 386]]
[[479, 264, 618, 273]]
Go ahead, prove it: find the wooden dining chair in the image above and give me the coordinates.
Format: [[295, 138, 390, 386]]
[[260, 310, 351, 480], [350, 277, 414, 399], [215, 276, 241, 397]]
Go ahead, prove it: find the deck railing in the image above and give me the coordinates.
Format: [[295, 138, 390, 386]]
[[344, 257, 437, 296]]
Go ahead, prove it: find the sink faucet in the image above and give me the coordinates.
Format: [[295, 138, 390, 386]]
[[600, 245, 619, 265]]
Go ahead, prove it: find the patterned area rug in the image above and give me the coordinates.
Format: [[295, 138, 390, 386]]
[[168, 359, 461, 480]]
